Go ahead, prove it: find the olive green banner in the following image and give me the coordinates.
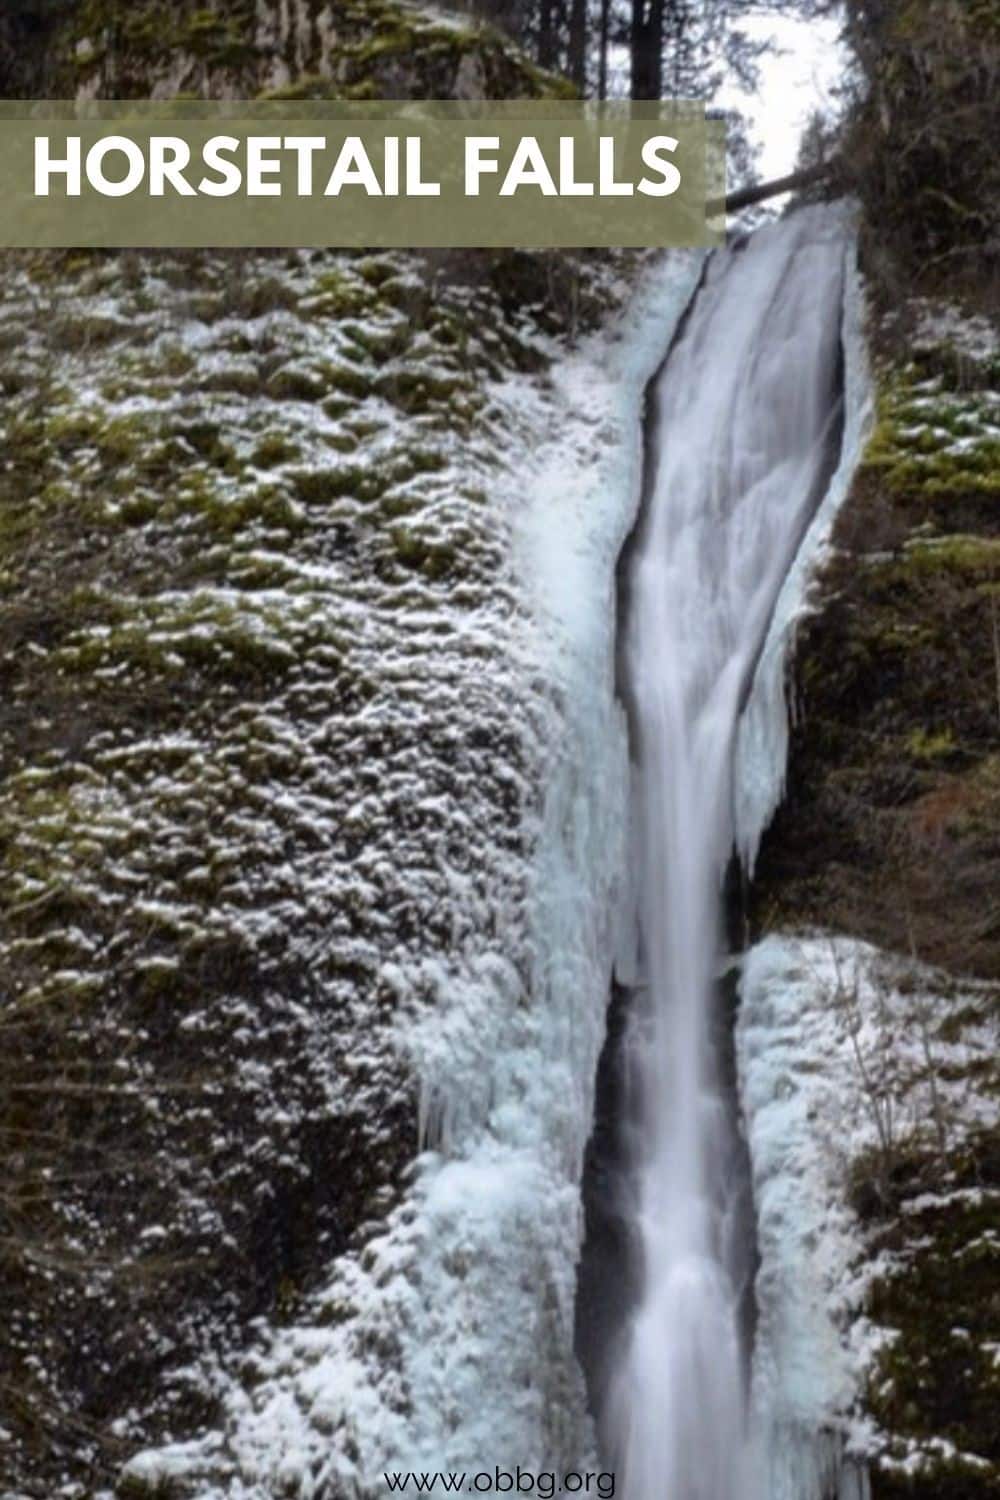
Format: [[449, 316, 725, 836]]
[[0, 101, 725, 247]]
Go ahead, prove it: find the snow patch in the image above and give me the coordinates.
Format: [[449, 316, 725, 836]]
[[740, 931, 1000, 1500]]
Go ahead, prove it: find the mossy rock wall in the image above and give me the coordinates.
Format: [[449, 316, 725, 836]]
[[0, 239, 629, 1500], [32, 0, 570, 101], [750, 302, 1000, 1497], [0, 3, 605, 1491], [752, 322, 1000, 980]]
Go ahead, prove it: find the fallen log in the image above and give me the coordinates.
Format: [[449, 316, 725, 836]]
[[709, 156, 843, 218]]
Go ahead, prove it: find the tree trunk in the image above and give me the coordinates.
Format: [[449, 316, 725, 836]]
[[598, 0, 610, 99], [538, 0, 556, 70], [631, 0, 665, 100], [568, 0, 587, 91], [714, 157, 843, 215]]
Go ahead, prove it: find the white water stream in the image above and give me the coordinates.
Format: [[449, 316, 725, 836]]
[[609, 206, 848, 1500]]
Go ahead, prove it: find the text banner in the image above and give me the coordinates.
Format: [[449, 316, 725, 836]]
[[0, 100, 725, 248]]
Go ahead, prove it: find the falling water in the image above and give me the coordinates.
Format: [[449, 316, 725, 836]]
[[607, 206, 847, 1500]]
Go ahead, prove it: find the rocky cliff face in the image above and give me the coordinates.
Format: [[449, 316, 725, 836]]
[[3, 0, 567, 102], [0, 5, 618, 1495], [0, 240, 536, 1495], [749, 296, 1000, 1495]]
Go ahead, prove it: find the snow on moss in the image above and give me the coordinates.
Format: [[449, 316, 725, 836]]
[[740, 932, 1000, 1500], [0, 240, 638, 1493], [110, 250, 705, 1499], [60, 0, 568, 102]]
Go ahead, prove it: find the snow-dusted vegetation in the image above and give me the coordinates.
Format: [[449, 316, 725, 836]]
[[741, 935, 1000, 1498], [111, 251, 706, 1499], [0, 233, 646, 1492]]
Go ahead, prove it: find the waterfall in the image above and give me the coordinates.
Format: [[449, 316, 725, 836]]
[[606, 205, 848, 1500]]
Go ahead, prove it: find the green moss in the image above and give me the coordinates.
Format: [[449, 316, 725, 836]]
[[390, 525, 458, 580], [355, 256, 398, 288], [321, 394, 355, 421], [198, 367, 265, 399], [317, 360, 373, 401], [882, 448, 1000, 497], [260, 74, 337, 101], [351, 22, 416, 59], [251, 434, 301, 469], [861, 370, 1000, 500], [0, 35, 583, 1483], [339, 319, 411, 362], [303, 269, 374, 320], [387, 447, 448, 483], [96, 412, 163, 465], [899, 535, 1000, 572], [176, 476, 306, 537], [55, 594, 302, 683], [265, 366, 328, 402], [63, 0, 261, 89], [865, 1129, 1000, 1494], [42, 406, 102, 454], [47, 311, 130, 352], [751, 321, 1000, 977], [291, 463, 384, 505], [59, 0, 569, 101], [905, 726, 958, 761], [180, 7, 260, 68], [176, 420, 237, 470], [376, 366, 474, 416], [117, 1470, 179, 1498]]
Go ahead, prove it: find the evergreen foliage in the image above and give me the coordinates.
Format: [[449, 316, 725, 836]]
[[840, 0, 1000, 302]]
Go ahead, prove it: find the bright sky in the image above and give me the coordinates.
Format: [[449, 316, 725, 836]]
[[720, 12, 847, 182]]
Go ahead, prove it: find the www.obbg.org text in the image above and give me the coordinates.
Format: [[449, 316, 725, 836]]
[[384, 1467, 615, 1497]]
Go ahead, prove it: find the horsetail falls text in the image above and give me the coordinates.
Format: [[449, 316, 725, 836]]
[[33, 132, 684, 199]]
